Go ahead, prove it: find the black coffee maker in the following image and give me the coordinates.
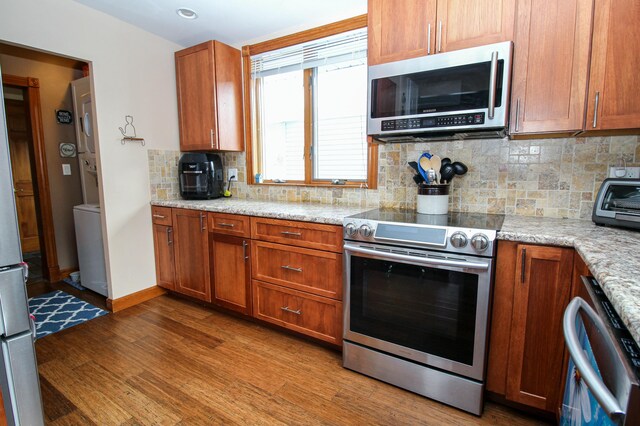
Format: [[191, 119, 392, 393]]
[[178, 153, 224, 199]]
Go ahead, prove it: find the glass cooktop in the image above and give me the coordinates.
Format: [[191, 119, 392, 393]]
[[347, 208, 505, 231]]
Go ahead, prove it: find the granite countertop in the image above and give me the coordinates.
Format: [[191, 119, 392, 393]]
[[152, 199, 640, 345], [500, 215, 640, 346], [151, 199, 365, 225]]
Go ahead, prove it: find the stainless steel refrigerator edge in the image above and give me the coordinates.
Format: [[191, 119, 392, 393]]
[[0, 67, 45, 425]]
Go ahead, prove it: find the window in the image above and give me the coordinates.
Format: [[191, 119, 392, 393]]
[[244, 19, 375, 187]]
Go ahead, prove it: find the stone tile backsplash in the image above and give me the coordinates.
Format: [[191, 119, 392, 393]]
[[149, 135, 640, 219]]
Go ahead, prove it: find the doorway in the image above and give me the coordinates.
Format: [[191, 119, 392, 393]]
[[2, 74, 58, 283]]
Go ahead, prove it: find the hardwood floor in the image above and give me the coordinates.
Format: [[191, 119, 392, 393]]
[[36, 295, 550, 425]]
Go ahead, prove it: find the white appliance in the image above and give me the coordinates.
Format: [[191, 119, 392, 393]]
[[71, 77, 99, 205], [0, 67, 45, 425], [73, 204, 108, 296]]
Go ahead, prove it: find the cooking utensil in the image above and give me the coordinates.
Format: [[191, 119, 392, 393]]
[[430, 155, 442, 184], [418, 153, 432, 182], [441, 157, 452, 166], [408, 161, 420, 173], [440, 163, 456, 183], [413, 174, 424, 185], [452, 161, 468, 175], [426, 168, 437, 185]]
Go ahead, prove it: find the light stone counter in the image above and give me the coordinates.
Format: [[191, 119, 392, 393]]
[[151, 199, 367, 226], [151, 199, 640, 345], [500, 215, 640, 346]]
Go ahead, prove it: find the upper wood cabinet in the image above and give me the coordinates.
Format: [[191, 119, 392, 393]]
[[586, 0, 640, 131], [368, 0, 437, 65], [175, 40, 244, 152], [437, 0, 515, 53], [367, 0, 514, 65], [487, 241, 574, 413], [510, 0, 593, 135], [172, 208, 211, 302]]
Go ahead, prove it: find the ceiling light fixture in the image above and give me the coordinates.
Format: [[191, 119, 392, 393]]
[[177, 8, 198, 20]]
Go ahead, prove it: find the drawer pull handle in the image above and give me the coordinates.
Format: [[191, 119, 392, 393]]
[[153, 214, 165, 219], [280, 306, 301, 315], [280, 231, 302, 237], [218, 222, 235, 228], [281, 265, 302, 273]]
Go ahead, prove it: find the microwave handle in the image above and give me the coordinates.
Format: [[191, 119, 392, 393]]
[[488, 51, 498, 120], [563, 297, 626, 421]]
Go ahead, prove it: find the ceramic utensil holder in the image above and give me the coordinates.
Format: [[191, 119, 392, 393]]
[[417, 184, 450, 214]]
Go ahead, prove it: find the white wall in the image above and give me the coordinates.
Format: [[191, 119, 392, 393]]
[[0, 0, 182, 298]]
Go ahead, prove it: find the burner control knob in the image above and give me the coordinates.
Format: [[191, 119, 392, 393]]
[[345, 223, 357, 237], [450, 232, 468, 248], [471, 234, 489, 252], [359, 224, 373, 238]]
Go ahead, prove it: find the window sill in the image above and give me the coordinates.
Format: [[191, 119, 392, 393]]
[[251, 181, 370, 189]]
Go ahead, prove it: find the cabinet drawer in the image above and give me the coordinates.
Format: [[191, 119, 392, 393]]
[[151, 206, 172, 226], [208, 212, 250, 237], [252, 280, 342, 345], [251, 241, 342, 300], [250, 217, 343, 252]]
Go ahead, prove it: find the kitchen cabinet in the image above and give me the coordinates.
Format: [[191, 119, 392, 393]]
[[586, 0, 640, 131], [172, 208, 211, 302], [175, 40, 244, 151], [510, 0, 592, 135], [151, 207, 175, 291], [487, 241, 573, 413], [367, 0, 514, 65], [250, 217, 343, 345], [209, 213, 252, 315]]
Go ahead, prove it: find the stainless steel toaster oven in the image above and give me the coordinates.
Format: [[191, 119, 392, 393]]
[[593, 178, 640, 229]]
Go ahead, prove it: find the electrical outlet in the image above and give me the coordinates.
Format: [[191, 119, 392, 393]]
[[228, 168, 238, 181], [609, 166, 640, 179], [62, 164, 71, 176]]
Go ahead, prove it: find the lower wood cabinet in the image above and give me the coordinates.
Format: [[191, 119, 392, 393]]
[[487, 241, 574, 413], [210, 233, 251, 315], [252, 280, 342, 345], [152, 223, 175, 291], [172, 208, 211, 302]]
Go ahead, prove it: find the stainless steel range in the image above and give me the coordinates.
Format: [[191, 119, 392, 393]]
[[342, 209, 504, 415]]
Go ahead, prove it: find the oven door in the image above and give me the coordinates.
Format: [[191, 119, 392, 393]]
[[343, 242, 493, 381]]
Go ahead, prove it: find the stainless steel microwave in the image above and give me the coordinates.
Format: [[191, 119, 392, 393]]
[[368, 41, 513, 142]]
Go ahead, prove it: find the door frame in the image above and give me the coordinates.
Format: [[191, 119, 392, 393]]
[[3, 74, 59, 280]]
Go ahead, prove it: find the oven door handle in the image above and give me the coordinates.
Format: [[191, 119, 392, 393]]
[[344, 244, 490, 271], [563, 297, 626, 421]]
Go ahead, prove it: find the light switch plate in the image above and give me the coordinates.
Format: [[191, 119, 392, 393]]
[[62, 164, 71, 176], [228, 168, 238, 181]]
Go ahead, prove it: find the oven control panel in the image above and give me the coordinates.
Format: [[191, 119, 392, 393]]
[[343, 219, 496, 257]]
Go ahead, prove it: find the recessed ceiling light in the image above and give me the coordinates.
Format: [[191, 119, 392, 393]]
[[177, 8, 198, 20]]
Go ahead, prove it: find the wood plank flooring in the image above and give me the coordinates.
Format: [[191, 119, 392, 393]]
[[36, 295, 551, 425]]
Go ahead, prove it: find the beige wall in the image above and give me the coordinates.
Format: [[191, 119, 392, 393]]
[[0, 0, 182, 299], [0, 53, 84, 269]]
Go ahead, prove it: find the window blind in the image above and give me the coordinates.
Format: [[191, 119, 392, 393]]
[[251, 28, 367, 78]]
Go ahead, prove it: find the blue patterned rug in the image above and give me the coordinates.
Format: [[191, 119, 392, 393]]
[[28, 290, 108, 339]]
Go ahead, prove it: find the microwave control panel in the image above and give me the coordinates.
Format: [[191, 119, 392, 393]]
[[381, 113, 485, 131]]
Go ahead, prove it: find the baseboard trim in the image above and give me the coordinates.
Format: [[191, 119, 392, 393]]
[[106, 286, 166, 312]]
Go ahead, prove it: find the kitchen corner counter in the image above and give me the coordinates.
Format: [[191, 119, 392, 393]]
[[499, 215, 640, 346], [150, 199, 367, 226]]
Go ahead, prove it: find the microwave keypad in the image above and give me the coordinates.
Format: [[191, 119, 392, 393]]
[[381, 113, 484, 131]]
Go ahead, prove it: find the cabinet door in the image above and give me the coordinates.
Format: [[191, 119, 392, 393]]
[[211, 41, 244, 152], [210, 233, 251, 315], [510, 0, 592, 135], [506, 244, 573, 412], [437, 0, 515, 53], [152, 224, 175, 291], [172, 209, 211, 302], [586, 0, 640, 131], [368, 0, 437, 65], [175, 42, 217, 151]]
